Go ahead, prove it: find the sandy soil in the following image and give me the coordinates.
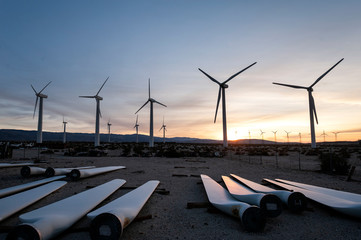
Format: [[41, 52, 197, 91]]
[[0, 148, 361, 240]]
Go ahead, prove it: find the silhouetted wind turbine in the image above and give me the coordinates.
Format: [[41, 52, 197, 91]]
[[260, 130, 265, 144], [272, 130, 278, 143], [332, 131, 340, 142], [199, 62, 257, 148], [159, 117, 167, 144], [320, 130, 328, 142], [62, 116, 67, 144], [135, 78, 167, 147], [273, 58, 344, 148], [79, 77, 109, 147], [284, 130, 291, 144], [248, 130, 251, 145], [107, 120, 112, 143], [31, 81, 52, 143], [134, 115, 140, 143]]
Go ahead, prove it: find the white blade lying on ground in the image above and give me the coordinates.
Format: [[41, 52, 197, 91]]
[[21, 166, 47, 177], [87, 180, 160, 239], [0, 176, 66, 198], [200, 174, 266, 232], [0, 181, 67, 222], [222, 176, 282, 218], [69, 166, 126, 181], [275, 178, 361, 203], [263, 178, 361, 219], [0, 163, 35, 168], [7, 179, 126, 240], [230, 174, 307, 213], [45, 166, 96, 177]]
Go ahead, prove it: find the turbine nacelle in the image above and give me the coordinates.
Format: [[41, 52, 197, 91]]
[[37, 93, 48, 98], [221, 83, 229, 88]]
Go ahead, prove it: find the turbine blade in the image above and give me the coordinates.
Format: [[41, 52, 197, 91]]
[[198, 68, 221, 85], [99, 108, 102, 118], [31, 85, 37, 94], [154, 100, 167, 107], [33, 96, 39, 118], [79, 96, 95, 98], [148, 78, 151, 99], [38, 81, 52, 94], [214, 87, 221, 123], [310, 58, 344, 88], [223, 62, 257, 84], [136, 115, 138, 124], [310, 94, 318, 124], [96, 76, 109, 96], [135, 100, 149, 114], [273, 82, 308, 89]]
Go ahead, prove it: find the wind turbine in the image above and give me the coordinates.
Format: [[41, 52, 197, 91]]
[[260, 130, 266, 144], [134, 115, 140, 143], [332, 131, 340, 142], [62, 116, 67, 144], [199, 62, 257, 148], [272, 130, 278, 143], [273, 58, 344, 148], [159, 117, 167, 144], [79, 77, 109, 147], [320, 130, 328, 142], [248, 130, 251, 145], [135, 78, 167, 147], [284, 131, 291, 144], [31, 81, 52, 143], [107, 120, 112, 143]]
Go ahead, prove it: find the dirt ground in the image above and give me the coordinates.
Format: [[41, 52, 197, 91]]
[[0, 147, 361, 240]]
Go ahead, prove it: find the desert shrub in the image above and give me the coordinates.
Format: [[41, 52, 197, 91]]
[[320, 152, 350, 175]]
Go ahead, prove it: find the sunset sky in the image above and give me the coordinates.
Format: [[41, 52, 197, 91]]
[[1, 0, 361, 143]]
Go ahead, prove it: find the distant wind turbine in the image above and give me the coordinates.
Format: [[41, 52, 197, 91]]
[[62, 116, 67, 144], [79, 77, 109, 147], [134, 115, 140, 143], [273, 58, 344, 148], [159, 117, 167, 144], [320, 130, 328, 142], [332, 131, 340, 142], [260, 130, 266, 144], [107, 120, 112, 143], [248, 130, 251, 145], [272, 130, 278, 143], [199, 62, 257, 148], [135, 79, 167, 147], [284, 130, 291, 144], [31, 81, 52, 143]]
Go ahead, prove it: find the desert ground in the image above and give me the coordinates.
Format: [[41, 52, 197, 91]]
[[0, 143, 361, 240]]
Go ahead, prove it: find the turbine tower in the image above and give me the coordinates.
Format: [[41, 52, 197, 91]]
[[135, 78, 167, 147], [62, 116, 67, 144], [199, 62, 257, 148], [31, 81, 52, 143], [273, 58, 344, 148], [159, 117, 167, 144], [79, 77, 109, 147], [134, 115, 140, 143], [107, 120, 112, 143]]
